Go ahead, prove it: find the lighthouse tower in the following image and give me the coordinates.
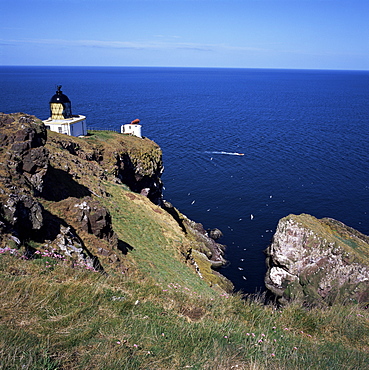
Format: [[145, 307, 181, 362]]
[[43, 86, 87, 136]]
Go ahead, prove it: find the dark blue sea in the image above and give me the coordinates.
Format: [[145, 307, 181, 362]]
[[1, 66, 369, 293]]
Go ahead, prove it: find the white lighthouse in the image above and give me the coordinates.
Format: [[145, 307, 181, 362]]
[[43, 86, 87, 136]]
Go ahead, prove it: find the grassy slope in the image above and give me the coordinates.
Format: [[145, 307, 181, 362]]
[[1, 253, 368, 370], [0, 131, 368, 369], [100, 181, 221, 297]]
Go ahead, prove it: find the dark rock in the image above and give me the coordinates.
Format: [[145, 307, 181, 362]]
[[77, 199, 117, 244], [0, 114, 49, 244], [115, 150, 164, 205], [2, 113, 49, 194], [2, 193, 43, 231], [207, 228, 223, 240], [21, 147, 49, 192], [0, 113, 15, 126], [59, 197, 118, 249]]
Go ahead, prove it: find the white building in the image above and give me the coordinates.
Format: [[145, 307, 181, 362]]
[[121, 119, 142, 138], [43, 86, 87, 136]]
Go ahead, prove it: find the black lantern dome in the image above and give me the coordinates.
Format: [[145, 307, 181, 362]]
[[49, 85, 73, 119]]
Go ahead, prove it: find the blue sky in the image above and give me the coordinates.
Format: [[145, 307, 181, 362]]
[[1, 0, 368, 70]]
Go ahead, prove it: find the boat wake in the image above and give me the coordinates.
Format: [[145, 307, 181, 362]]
[[205, 151, 244, 156]]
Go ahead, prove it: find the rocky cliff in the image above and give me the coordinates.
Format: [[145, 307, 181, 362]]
[[0, 113, 231, 291], [265, 214, 369, 306]]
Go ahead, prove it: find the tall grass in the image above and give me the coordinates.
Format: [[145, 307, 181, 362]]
[[1, 252, 368, 369]]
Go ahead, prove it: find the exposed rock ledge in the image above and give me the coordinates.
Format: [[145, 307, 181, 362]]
[[265, 214, 369, 306]]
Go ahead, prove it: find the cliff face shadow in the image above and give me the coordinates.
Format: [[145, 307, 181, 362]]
[[32, 208, 68, 243], [42, 166, 91, 201], [117, 239, 134, 255], [117, 154, 163, 205], [32, 208, 103, 272], [162, 202, 187, 234]]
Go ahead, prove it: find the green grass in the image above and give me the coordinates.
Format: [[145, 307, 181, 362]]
[[0, 252, 368, 370], [100, 181, 222, 297]]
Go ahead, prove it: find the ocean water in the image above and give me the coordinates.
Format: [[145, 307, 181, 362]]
[[1, 66, 369, 293]]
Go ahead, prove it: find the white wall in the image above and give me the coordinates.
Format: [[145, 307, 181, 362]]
[[121, 124, 142, 138]]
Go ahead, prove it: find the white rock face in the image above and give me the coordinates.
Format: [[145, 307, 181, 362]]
[[265, 214, 369, 305], [269, 267, 297, 287]]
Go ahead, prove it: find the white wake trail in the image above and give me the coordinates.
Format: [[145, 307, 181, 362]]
[[204, 151, 244, 156]]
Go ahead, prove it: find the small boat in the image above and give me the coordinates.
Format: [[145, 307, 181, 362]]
[[236, 153, 244, 156], [130, 118, 140, 124]]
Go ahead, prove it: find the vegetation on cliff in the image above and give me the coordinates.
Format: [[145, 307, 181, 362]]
[[0, 113, 368, 369], [0, 113, 230, 291]]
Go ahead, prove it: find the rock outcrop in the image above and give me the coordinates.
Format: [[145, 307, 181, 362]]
[[61, 197, 118, 248], [0, 114, 123, 271], [265, 214, 369, 306], [0, 113, 48, 242], [115, 150, 163, 205]]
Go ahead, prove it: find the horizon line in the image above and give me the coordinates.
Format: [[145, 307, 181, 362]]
[[1, 64, 369, 72]]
